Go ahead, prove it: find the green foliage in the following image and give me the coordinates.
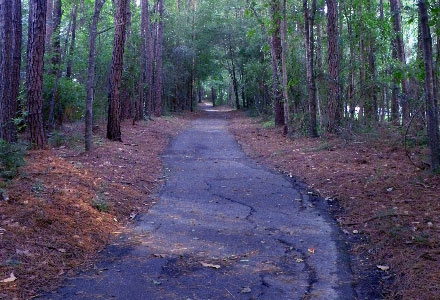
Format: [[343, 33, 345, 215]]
[[43, 75, 85, 122], [0, 140, 26, 179], [92, 183, 110, 212], [261, 119, 275, 128]]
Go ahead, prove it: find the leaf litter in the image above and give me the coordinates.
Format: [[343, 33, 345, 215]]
[[0, 115, 193, 299]]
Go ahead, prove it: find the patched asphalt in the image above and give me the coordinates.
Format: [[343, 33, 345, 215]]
[[41, 106, 354, 299]]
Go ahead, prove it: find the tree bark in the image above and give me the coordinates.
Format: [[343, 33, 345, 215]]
[[27, 0, 48, 149], [50, 0, 61, 74], [85, 0, 106, 151], [107, 0, 129, 141], [390, 0, 409, 124], [10, 0, 22, 142], [227, 34, 240, 109], [270, 0, 285, 127], [303, 0, 317, 137], [418, 0, 440, 170], [45, 0, 53, 48], [145, 0, 153, 116], [281, 0, 290, 131], [211, 86, 216, 107], [0, 0, 14, 142], [46, 0, 62, 130], [136, 0, 148, 122], [153, 0, 164, 116], [326, 0, 340, 132], [66, 4, 78, 78]]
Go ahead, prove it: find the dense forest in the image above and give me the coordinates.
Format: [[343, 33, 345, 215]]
[[1, 0, 440, 299], [0, 0, 439, 169]]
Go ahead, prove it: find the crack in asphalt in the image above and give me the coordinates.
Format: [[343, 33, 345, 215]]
[[40, 109, 355, 300], [204, 180, 257, 225]]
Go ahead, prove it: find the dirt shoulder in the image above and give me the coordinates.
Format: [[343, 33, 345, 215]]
[[228, 111, 440, 300], [0, 115, 192, 299]]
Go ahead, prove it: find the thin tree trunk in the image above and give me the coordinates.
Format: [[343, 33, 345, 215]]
[[316, 21, 324, 129], [107, 0, 129, 141], [153, 0, 164, 116], [145, 0, 153, 116], [50, 0, 61, 74], [270, 0, 285, 127], [211, 86, 216, 107], [418, 0, 440, 170], [281, 0, 289, 132], [27, 0, 48, 149], [136, 0, 148, 122], [390, 0, 409, 124], [47, 0, 62, 130], [10, 0, 22, 142], [0, 0, 14, 142], [304, 0, 317, 137], [66, 4, 78, 78], [45, 0, 53, 48], [326, 0, 340, 132]]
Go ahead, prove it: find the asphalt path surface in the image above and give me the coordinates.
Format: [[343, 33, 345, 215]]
[[42, 106, 354, 299]]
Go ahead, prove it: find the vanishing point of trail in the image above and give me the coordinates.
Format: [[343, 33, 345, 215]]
[[43, 105, 354, 299]]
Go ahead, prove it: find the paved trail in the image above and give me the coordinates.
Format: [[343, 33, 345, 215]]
[[43, 108, 354, 299]]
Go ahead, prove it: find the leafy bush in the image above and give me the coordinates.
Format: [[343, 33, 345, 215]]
[[0, 140, 26, 179], [48, 131, 67, 147], [261, 120, 275, 128]]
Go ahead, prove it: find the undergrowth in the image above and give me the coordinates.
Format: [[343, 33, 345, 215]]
[[0, 139, 26, 179]]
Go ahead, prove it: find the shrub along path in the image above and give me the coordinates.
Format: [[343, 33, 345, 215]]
[[40, 105, 355, 300]]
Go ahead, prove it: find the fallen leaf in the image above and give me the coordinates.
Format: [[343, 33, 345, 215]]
[[200, 262, 221, 269], [1, 272, 16, 283], [241, 287, 252, 293], [308, 248, 315, 254], [153, 253, 167, 258], [377, 265, 390, 271]]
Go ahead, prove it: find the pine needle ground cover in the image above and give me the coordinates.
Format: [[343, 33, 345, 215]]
[[229, 111, 440, 300], [0, 115, 192, 299]]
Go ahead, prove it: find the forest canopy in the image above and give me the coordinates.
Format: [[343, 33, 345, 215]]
[[0, 0, 439, 169]]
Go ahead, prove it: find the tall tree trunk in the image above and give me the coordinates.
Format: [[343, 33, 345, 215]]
[[66, 4, 78, 78], [281, 0, 289, 131], [211, 86, 216, 107], [359, 3, 366, 120], [136, 0, 148, 122], [47, 0, 62, 130], [153, 0, 164, 116], [365, 0, 378, 121], [50, 0, 61, 74], [228, 34, 240, 109], [107, 0, 129, 141], [270, 0, 285, 127], [145, 0, 153, 116], [10, 0, 22, 142], [85, 0, 106, 151], [304, 0, 317, 137], [390, 0, 409, 124], [343, 5, 356, 119], [27, 0, 48, 149], [418, 0, 440, 170], [326, 0, 340, 132], [316, 21, 324, 129], [0, 0, 14, 142], [45, 0, 53, 48]]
